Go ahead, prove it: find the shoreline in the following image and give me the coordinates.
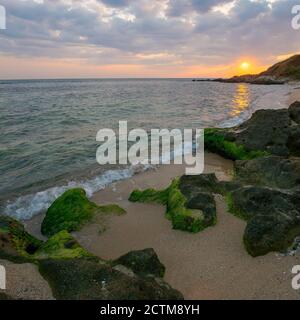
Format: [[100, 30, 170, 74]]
[[7, 85, 300, 300]]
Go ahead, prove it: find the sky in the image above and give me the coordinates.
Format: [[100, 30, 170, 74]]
[[0, 0, 299, 79]]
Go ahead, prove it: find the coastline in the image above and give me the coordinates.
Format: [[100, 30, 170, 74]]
[[11, 85, 300, 299]]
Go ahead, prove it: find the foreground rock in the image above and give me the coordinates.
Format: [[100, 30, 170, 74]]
[[228, 186, 300, 256], [41, 188, 126, 237], [0, 216, 183, 300], [39, 257, 182, 300], [129, 176, 217, 233], [234, 156, 300, 189]]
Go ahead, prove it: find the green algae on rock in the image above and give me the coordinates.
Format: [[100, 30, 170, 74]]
[[0, 216, 93, 262], [204, 128, 269, 160], [0, 216, 43, 262], [34, 231, 93, 260], [41, 188, 126, 237], [129, 178, 217, 233]]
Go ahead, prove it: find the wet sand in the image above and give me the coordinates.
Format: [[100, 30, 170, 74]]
[[72, 153, 300, 300]]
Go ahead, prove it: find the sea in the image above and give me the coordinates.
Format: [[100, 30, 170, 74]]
[[0, 78, 293, 220]]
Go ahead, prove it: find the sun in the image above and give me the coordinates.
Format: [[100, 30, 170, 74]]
[[240, 61, 251, 72]]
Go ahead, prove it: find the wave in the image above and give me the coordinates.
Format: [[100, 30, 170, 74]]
[[3, 139, 196, 221]]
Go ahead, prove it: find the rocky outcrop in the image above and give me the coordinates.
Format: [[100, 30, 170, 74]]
[[0, 215, 182, 300], [41, 188, 126, 237], [205, 104, 300, 159], [39, 257, 183, 300], [129, 177, 217, 233], [199, 54, 300, 84], [202, 102, 300, 256]]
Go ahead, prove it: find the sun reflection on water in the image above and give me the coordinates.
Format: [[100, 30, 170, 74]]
[[230, 84, 250, 116]]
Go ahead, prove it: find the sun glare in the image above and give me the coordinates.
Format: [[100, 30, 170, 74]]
[[240, 62, 251, 72]]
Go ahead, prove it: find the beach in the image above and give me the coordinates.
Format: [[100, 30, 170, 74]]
[[19, 86, 300, 300]]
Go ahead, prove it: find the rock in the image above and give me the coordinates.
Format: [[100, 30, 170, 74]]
[[39, 258, 183, 300], [227, 186, 300, 256], [0, 216, 42, 262], [112, 248, 165, 277], [234, 156, 300, 189], [205, 109, 291, 158], [41, 188, 126, 237], [0, 216, 93, 262], [244, 213, 300, 257], [129, 177, 217, 233], [235, 109, 291, 156], [204, 128, 269, 160], [179, 174, 222, 194], [289, 101, 300, 124], [288, 125, 300, 157]]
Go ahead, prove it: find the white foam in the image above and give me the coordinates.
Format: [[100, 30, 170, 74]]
[[4, 167, 136, 220]]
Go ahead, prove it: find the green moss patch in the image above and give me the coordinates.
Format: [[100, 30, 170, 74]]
[[129, 179, 216, 233], [41, 188, 126, 237], [34, 231, 93, 260], [0, 216, 43, 262], [204, 128, 268, 160]]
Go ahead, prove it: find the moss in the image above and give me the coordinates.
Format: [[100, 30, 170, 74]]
[[129, 188, 169, 205], [41, 188, 126, 237], [226, 193, 249, 221], [129, 179, 215, 233], [204, 128, 268, 160], [0, 216, 43, 262], [98, 204, 126, 216], [34, 231, 93, 260]]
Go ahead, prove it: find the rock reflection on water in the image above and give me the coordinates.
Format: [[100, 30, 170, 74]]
[[230, 84, 250, 116]]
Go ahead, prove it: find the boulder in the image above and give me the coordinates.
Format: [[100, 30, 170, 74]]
[[205, 109, 291, 158], [41, 188, 126, 237], [234, 156, 300, 189], [39, 258, 183, 300], [129, 177, 217, 233], [289, 101, 300, 124], [227, 186, 300, 256], [112, 248, 165, 278]]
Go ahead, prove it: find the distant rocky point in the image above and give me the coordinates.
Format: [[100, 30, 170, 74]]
[[193, 54, 300, 85]]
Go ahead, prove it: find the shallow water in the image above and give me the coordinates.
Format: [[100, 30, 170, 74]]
[[0, 78, 292, 219]]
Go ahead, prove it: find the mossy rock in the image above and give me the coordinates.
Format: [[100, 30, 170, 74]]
[[33, 231, 93, 260], [204, 128, 268, 160], [129, 178, 216, 233], [39, 258, 183, 300], [0, 216, 43, 262], [41, 188, 126, 237], [112, 248, 165, 277]]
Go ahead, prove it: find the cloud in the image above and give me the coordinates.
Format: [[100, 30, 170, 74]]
[[0, 0, 299, 77]]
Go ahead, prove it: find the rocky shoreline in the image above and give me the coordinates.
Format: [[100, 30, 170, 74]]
[[1, 100, 300, 299]]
